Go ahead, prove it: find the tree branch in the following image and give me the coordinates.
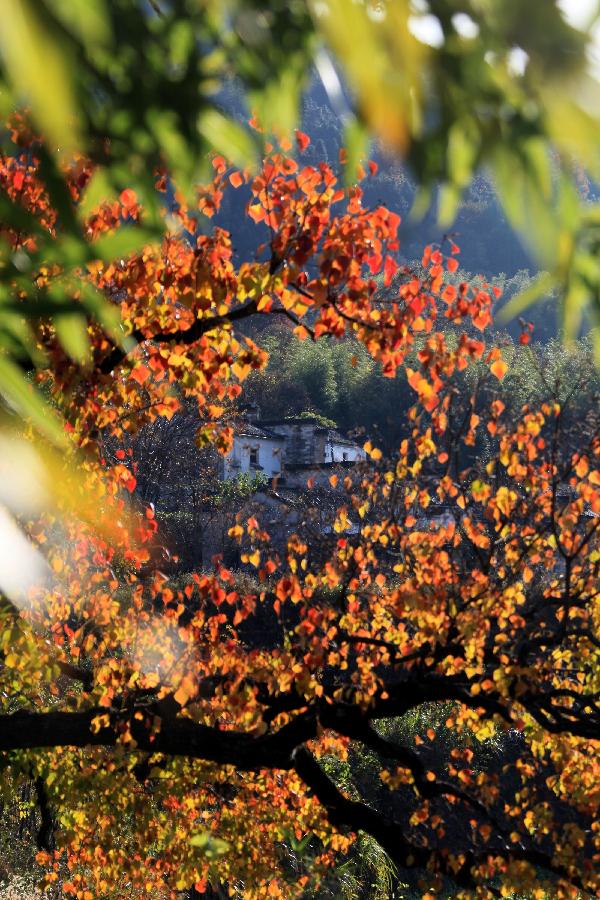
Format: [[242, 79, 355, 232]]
[[99, 299, 260, 374]]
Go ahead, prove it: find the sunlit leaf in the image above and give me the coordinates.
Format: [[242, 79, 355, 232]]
[[55, 313, 90, 366], [0, 355, 67, 446], [197, 110, 258, 170], [189, 832, 229, 858], [498, 272, 555, 323], [343, 117, 369, 186], [43, 0, 111, 51], [0, 0, 81, 157], [91, 227, 158, 263]]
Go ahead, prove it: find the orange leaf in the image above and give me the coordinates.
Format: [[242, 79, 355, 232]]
[[120, 188, 137, 211], [247, 203, 264, 223], [130, 364, 151, 385], [490, 358, 508, 380]]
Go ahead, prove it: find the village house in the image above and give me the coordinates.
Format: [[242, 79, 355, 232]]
[[222, 406, 366, 484], [221, 419, 285, 481]]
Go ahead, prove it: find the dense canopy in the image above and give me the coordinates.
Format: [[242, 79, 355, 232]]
[[0, 120, 598, 898]]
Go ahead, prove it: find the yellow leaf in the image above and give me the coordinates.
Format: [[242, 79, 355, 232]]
[[174, 675, 197, 707], [363, 440, 382, 460]]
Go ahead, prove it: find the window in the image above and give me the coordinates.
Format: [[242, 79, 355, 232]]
[[342, 452, 348, 462], [250, 446, 259, 467]]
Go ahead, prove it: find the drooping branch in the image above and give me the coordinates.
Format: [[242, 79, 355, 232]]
[[34, 775, 55, 852], [292, 745, 427, 869], [292, 747, 586, 893], [98, 298, 261, 375], [0, 692, 592, 894]]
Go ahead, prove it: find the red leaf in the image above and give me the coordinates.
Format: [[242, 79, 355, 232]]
[[367, 253, 382, 274], [384, 256, 398, 286], [229, 171, 243, 188], [295, 130, 310, 152]]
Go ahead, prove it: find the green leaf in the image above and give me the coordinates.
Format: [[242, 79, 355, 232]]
[[521, 137, 552, 201], [90, 227, 158, 263], [249, 69, 301, 139], [343, 117, 369, 186], [0, 354, 67, 446], [36, 145, 81, 237], [0, 194, 46, 240], [562, 275, 587, 343], [497, 271, 555, 323], [43, 0, 111, 51], [447, 120, 477, 190], [0, 312, 45, 367], [189, 832, 229, 858], [168, 19, 194, 71], [197, 110, 257, 170], [77, 281, 126, 348], [146, 108, 194, 196], [286, 828, 313, 854], [437, 183, 462, 228], [55, 313, 90, 366], [438, 120, 478, 225], [0, 0, 81, 157], [77, 168, 117, 220]]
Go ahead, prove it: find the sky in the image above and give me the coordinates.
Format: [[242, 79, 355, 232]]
[[560, 0, 600, 78]]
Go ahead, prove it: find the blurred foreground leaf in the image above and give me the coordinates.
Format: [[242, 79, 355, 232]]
[[0, 0, 82, 157]]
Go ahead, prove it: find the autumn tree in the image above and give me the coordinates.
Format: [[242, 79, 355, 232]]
[[2, 0, 600, 352], [0, 122, 598, 900]]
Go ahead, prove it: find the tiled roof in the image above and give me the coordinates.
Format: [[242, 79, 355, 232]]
[[258, 418, 363, 449], [324, 429, 361, 447], [236, 422, 285, 441]]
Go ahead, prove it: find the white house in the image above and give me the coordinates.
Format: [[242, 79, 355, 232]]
[[323, 433, 366, 464], [222, 422, 285, 481], [258, 416, 367, 468], [222, 409, 366, 483]]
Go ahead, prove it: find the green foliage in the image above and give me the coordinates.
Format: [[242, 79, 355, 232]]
[[215, 470, 268, 505], [247, 323, 600, 455], [291, 411, 338, 428]]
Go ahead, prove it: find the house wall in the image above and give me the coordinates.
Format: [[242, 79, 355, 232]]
[[324, 441, 366, 463], [268, 423, 364, 467], [268, 423, 320, 467], [223, 434, 283, 480]]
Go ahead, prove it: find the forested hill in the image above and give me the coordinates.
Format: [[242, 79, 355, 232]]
[[215, 76, 597, 343]]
